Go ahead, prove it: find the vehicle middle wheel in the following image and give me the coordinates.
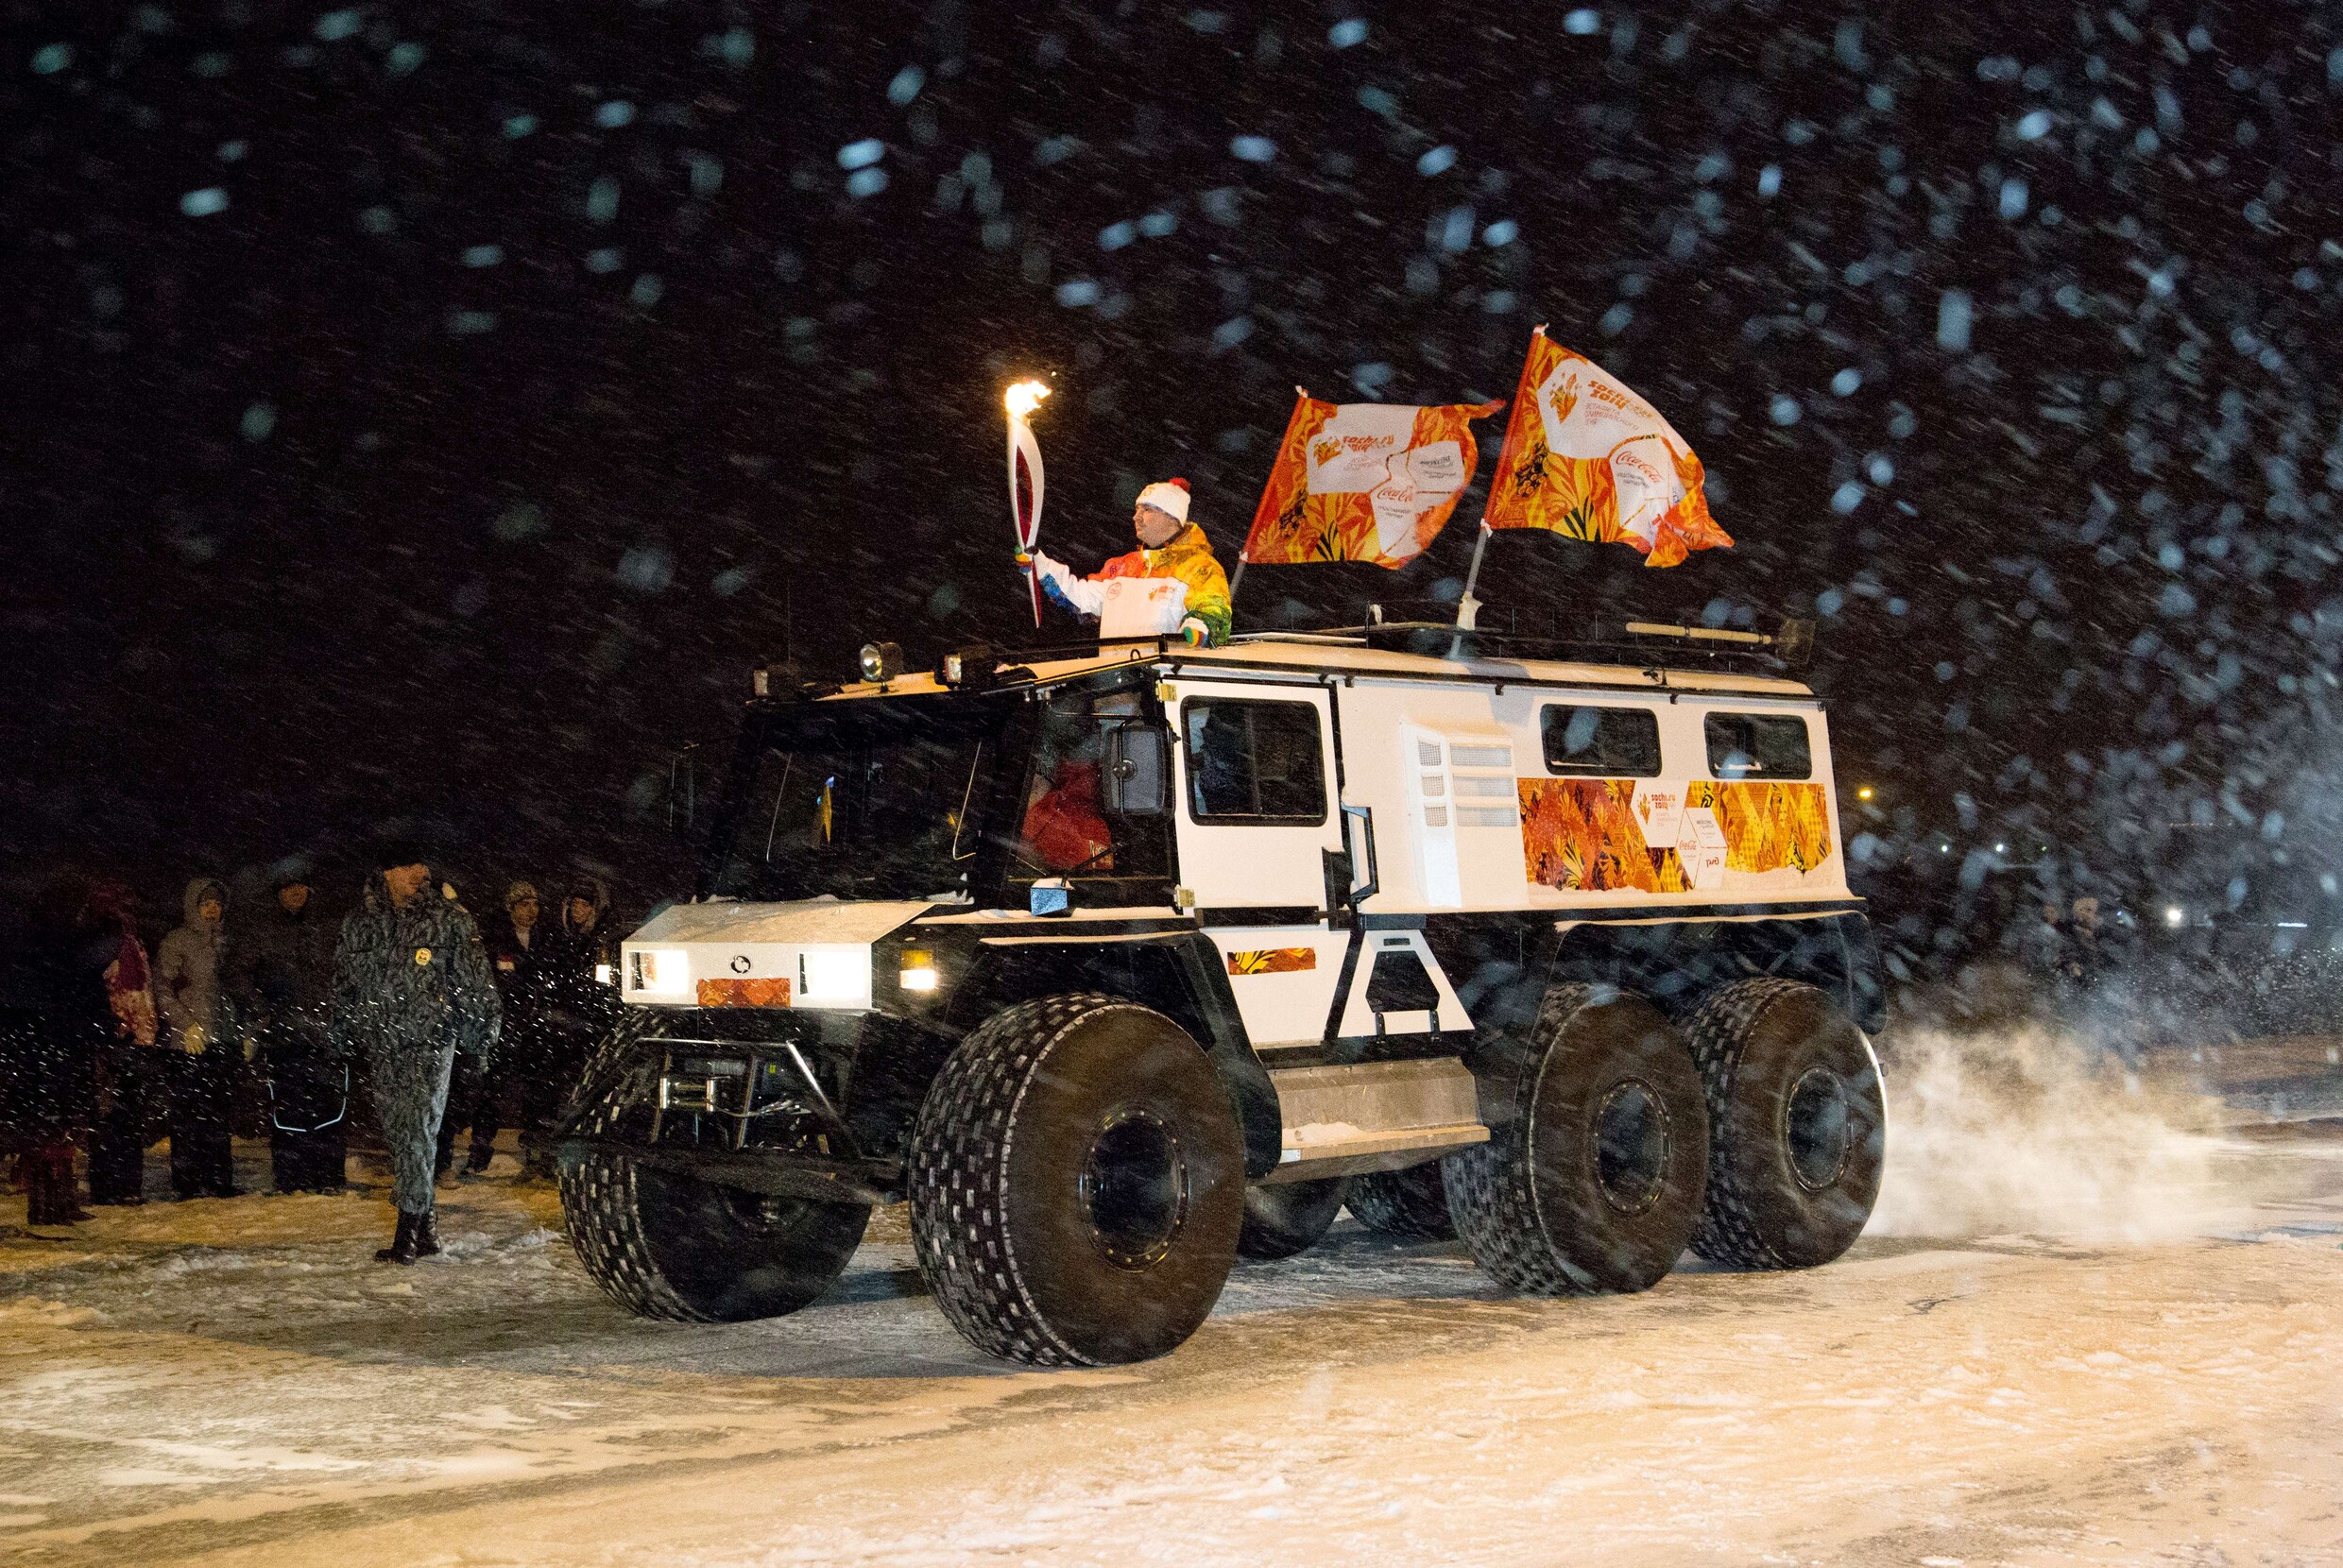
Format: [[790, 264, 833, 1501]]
[[1344, 1161, 1456, 1240], [908, 994, 1245, 1366], [1445, 983, 1710, 1295], [1238, 1176, 1353, 1260]]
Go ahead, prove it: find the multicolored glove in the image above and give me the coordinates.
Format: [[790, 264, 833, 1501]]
[[1031, 551, 1104, 618]]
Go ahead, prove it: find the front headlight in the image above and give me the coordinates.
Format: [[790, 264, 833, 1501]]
[[795, 946, 869, 1007], [628, 947, 691, 996], [898, 948, 940, 992]]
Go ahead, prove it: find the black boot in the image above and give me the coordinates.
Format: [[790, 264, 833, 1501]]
[[375, 1211, 419, 1265], [412, 1209, 441, 1258], [24, 1163, 52, 1226], [464, 1142, 493, 1176], [27, 1150, 86, 1226]]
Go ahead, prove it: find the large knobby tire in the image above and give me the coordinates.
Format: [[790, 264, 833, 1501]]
[[1684, 978, 1886, 1270], [557, 1035, 870, 1323], [1345, 1161, 1455, 1239], [908, 994, 1244, 1366], [1238, 1177, 1353, 1261], [1445, 984, 1710, 1295]]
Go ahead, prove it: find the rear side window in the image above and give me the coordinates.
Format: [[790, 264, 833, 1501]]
[[1704, 712, 1813, 779], [1184, 699, 1327, 824], [1541, 705, 1662, 776]]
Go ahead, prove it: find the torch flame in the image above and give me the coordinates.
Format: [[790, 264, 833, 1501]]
[[1005, 379, 1051, 418]]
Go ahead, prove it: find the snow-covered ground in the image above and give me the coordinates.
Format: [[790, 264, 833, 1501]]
[[4, 1037, 2340, 1567]]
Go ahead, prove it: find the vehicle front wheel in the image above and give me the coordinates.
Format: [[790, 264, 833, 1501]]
[[561, 1153, 870, 1322], [557, 1032, 869, 1323], [908, 994, 1244, 1365]]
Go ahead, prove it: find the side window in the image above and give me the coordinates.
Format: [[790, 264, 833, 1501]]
[[1704, 712, 1813, 779], [1540, 705, 1662, 776], [1184, 699, 1327, 825], [1013, 690, 1173, 892]]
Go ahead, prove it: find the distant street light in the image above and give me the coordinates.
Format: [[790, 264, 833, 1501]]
[[1856, 785, 1874, 801]]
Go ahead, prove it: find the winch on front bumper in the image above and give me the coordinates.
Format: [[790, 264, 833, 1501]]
[[554, 1014, 904, 1207]]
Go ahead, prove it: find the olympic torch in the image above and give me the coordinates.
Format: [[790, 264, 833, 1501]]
[[1005, 379, 1050, 628]]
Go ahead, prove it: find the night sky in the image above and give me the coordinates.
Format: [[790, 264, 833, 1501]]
[[6, 0, 2339, 925]]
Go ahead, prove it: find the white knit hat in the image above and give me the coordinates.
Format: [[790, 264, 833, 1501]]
[[1136, 477, 1191, 523]]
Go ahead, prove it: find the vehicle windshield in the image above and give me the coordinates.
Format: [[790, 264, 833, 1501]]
[[710, 702, 1008, 902]]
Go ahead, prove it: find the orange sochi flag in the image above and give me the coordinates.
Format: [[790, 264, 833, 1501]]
[[1481, 328, 1733, 568], [1241, 393, 1505, 570]]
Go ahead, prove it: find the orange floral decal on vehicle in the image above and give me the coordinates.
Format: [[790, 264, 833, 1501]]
[[696, 977, 793, 1007], [1689, 780, 1836, 876], [1518, 778, 1833, 892], [1227, 947, 1317, 975], [1518, 778, 1689, 893]]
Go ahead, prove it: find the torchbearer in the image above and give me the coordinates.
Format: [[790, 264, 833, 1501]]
[[1029, 478, 1234, 647]]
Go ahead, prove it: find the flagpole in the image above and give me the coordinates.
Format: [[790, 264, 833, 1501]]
[[1227, 557, 1247, 621], [1454, 522, 1492, 631], [1455, 324, 1547, 639]]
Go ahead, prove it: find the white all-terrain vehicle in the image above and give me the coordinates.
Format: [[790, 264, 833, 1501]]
[[556, 620, 1888, 1365]]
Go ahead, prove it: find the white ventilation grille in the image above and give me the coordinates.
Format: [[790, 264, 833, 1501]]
[[1406, 727, 1521, 908], [1445, 741, 1519, 829]]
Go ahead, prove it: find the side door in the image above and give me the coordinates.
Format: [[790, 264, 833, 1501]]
[[1167, 681, 1349, 1049]]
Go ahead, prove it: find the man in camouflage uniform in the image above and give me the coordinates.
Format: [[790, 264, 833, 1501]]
[[331, 848, 501, 1264]]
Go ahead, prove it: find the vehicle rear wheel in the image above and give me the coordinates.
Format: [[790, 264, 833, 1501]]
[[908, 994, 1244, 1365], [1683, 978, 1886, 1270], [1445, 983, 1709, 1295], [1238, 1176, 1353, 1261], [1344, 1161, 1455, 1240]]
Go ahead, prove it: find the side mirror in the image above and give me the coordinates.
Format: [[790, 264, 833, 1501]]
[[1103, 723, 1170, 817]]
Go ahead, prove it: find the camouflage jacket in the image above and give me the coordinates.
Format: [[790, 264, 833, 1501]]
[[330, 874, 502, 1065]]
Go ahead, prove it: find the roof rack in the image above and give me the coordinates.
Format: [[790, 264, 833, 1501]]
[[752, 609, 1811, 705], [1232, 605, 1814, 672]]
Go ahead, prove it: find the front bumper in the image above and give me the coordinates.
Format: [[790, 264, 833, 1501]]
[[554, 1135, 897, 1206]]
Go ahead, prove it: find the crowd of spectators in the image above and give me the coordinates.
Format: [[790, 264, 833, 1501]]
[[0, 852, 621, 1239]]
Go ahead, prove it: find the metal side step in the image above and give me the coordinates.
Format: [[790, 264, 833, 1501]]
[[1261, 1058, 1488, 1185]]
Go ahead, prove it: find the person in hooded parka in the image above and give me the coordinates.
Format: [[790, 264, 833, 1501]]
[[83, 880, 161, 1206], [154, 876, 238, 1199], [529, 876, 619, 1173], [230, 874, 347, 1193], [3, 877, 110, 1226], [332, 847, 499, 1264]]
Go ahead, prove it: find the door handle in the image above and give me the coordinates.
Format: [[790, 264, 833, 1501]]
[[1342, 804, 1380, 903]]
